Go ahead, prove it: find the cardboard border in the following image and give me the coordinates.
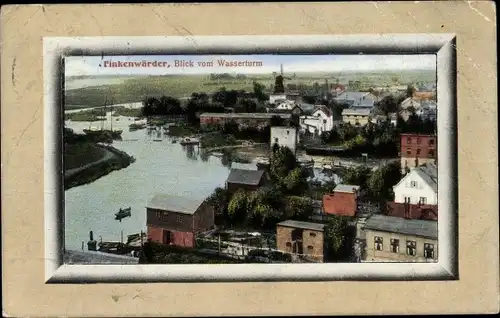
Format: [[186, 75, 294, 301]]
[[2, 2, 498, 316]]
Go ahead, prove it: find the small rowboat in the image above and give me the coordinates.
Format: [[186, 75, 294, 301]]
[[115, 207, 131, 222]]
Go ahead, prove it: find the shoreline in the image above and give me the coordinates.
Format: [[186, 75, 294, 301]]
[[64, 144, 135, 191]]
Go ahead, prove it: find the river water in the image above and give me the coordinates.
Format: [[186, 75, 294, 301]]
[[64, 113, 339, 250]]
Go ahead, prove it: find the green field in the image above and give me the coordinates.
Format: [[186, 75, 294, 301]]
[[64, 70, 436, 109]]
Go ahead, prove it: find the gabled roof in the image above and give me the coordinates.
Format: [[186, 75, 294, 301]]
[[414, 163, 438, 192], [363, 214, 438, 239], [312, 105, 333, 117], [147, 194, 204, 214], [226, 168, 264, 186], [394, 162, 438, 193]]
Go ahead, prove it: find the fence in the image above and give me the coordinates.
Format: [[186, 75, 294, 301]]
[[194, 235, 324, 263]]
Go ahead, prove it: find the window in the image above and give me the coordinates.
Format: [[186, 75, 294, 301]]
[[420, 197, 427, 204], [307, 245, 314, 251], [424, 243, 435, 259], [323, 119, 327, 124], [406, 148, 412, 155], [428, 150, 435, 157], [286, 242, 292, 248], [416, 148, 421, 155], [274, 137, 279, 143], [406, 240, 417, 256], [286, 130, 290, 135], [374, 236, 383, 251], [410, 181, 418, 188], [390, 239, 400, 253], [417, 137, 421, 144], [407, 137, 412, 144], [176, 216, 182, 223], [429, 139, 435, 145], [310, 232, 316, 237], [156, 211, 161, 219]]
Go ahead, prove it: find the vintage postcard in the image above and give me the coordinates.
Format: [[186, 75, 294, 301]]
[[63, 52, 439, 266], [2, 2, 498, 317]]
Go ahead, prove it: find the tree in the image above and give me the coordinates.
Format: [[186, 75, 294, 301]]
[[235, 98, 258, 113], [269, 145, 297, 182], [328, 100, 349, 120], [284, 196, 314, 221], [282, 167, 309, 195], [376, 95, 399, 115], [324, 215, 353, 262], [206, 187, 230, 223], [270, 115, 285, 127], [342, 165, 371, 190], [221, 120, 240, 135], [406, 85, 415, 98], [227, 189, 250, 224], [253, 81, 269, 102], [367, 168, 385, 199]]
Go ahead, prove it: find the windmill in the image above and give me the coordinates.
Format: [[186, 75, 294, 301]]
[[273, 64, 293, 94]]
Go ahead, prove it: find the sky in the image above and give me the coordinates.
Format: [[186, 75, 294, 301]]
[[65, 54, 436, 77]]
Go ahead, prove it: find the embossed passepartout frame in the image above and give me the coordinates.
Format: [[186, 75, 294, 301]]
[[44, 35, 457, 283]]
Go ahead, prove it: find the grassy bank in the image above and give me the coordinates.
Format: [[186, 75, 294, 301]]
[[65, 109, 106, 122], [112, 106, 143, 118], [64, 144, 135, 190], [64, 143, 107, 170], [166, 123, 199, 137], [199, 133, 240, 149]]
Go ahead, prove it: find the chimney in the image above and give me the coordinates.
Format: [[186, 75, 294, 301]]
[[89, 231, 94, 241], [404, 198, 410, 219]]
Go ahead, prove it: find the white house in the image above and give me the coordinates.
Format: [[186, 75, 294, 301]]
[[393, 162, 438, 206], [270, 126, 298, 154], [399, 98, 437, 122], [400, 97, 421, 110], [275, 100, 297, 111], [299, 105, 335, 136], [269, 93, 287, 105]]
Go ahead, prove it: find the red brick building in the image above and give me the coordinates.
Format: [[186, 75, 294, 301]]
[[322, 184, 360, 217], [400, 133, 437, 173], [276, 220, 325, 262], [146, 194, 214, 248], [386, 201, 438, 221]]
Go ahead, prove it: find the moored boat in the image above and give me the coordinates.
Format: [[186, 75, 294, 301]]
[[115, 207, 131, 222]]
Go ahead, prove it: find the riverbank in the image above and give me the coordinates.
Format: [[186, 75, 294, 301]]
[[64, 144, 136, 190]]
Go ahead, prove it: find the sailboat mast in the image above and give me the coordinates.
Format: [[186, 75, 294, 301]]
[[101, 97, 107, 131], [110, 99, 113, 132]]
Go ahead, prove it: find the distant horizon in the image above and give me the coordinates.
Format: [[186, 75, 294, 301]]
[[65, 54, 436, 77], [66, 68, 436, 78]]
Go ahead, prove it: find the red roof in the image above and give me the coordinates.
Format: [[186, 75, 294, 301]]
[[386, 201, 438, 221]]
